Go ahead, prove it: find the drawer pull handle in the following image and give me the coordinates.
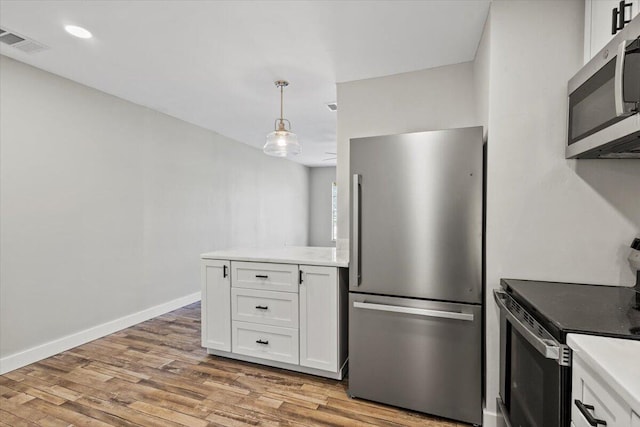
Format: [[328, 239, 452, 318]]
[[575, 400, 607, 426], [255, 305, 269, 310], [255, 275, 269, 279], [256, 339, 269, 345]]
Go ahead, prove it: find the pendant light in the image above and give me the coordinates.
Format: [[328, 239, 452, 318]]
[[264, 80, 301, 157]]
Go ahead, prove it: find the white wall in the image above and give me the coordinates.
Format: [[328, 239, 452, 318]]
[[481, 1, 639, 424], [308, 167, 336, 247], [0, 56, 309, 370], [336, 62, 478, 250], [337, 2, 640, 425]]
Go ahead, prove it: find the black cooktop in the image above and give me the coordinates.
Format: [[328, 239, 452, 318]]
[[501, 278, 640, 342]]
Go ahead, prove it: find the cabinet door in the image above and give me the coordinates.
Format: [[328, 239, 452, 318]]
[[572, 356, 630, 427], [299, 265, 338, 372], [586, 0, 639, 62], [201, 259, 231, 351]]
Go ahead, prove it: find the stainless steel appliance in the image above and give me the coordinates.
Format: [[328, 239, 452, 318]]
[[495, 288, 571, 427], [348, 127, 483, 425], [496, 278, 640, 427], [566, 13, 640, 159]]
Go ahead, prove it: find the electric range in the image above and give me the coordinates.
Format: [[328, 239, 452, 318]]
[[495, 279, 640, 427]]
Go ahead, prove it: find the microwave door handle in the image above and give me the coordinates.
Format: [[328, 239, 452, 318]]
[[614, 39, 635, 117]]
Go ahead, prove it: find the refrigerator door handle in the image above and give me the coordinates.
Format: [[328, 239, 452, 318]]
[[352, 174, 361, 285], [353, 301, 474, 321]]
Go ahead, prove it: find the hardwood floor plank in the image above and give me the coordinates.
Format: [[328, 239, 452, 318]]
[[35, 415, 75, 427], [59, 400, 142, 427], [1, 302, 470, 427], [0, 408, 41, 427], [83, 361, 149, 383], [0, 396, 50, 424], [73, 396, 184, 427], [128, 401, 209, 427], [25, 398, 114, 427]]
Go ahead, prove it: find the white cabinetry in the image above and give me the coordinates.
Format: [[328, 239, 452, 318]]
[[299, 265, 345, 372], [573, 356, 629, 427], [201, 258, 348, 379], [201, 259, 231, 351], [569, 334, 640, 427], [585, 0, 639, 62]]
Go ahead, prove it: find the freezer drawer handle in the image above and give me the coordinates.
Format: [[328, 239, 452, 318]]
[[256, 339, 269, 345], [575, 400, 607, 426], [255, 275, 269, 279], [353, 301, 474, 321]]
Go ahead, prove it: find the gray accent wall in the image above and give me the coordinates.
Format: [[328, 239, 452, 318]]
[[0, 56, 309, 362], [308, 167, 336, 247]]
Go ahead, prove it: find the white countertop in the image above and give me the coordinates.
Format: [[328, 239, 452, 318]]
[[200, 246, 349, 268], [567, 334, 640, 414]]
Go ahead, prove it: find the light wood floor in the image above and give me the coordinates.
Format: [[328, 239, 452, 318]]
[[0, 302, 469, 426]]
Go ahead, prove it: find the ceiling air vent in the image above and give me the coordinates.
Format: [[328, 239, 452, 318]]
[[0, 27, 49, 54]]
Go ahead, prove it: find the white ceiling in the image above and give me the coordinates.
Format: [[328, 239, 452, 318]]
[[0, 0, 490, 166]]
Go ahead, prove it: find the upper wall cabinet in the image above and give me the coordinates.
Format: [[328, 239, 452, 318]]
[[585, 0, 639, 62]]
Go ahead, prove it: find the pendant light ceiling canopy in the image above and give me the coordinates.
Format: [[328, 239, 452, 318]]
[[264, 80, 301, 157]]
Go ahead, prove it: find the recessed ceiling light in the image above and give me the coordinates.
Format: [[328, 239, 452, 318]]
[[65, 25, 92, 39]]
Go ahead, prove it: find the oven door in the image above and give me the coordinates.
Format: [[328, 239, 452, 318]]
[[495, 291, 571, 427]]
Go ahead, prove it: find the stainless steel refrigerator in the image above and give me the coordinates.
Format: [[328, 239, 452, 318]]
[[348, 127, 483, 425]]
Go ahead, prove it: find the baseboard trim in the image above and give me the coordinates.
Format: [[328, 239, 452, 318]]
[[0, 292, 201, 375], [483, 407, 500, 427]]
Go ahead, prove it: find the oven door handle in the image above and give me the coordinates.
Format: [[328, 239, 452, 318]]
[[494, 290, 561, 361]]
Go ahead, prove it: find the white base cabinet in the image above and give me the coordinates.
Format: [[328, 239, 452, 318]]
[[201, 259, 348, 379], [569, 334, 640, 427], [573, 356, 629, 427], [300, 265, 346, 372], [201, 259, 231, 351]]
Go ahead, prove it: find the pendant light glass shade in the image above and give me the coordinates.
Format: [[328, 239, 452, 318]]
[[264, 128, 301, 157], [264, 80, 300, 157]]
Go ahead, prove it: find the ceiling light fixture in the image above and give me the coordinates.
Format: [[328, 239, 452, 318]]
[[64, 25, 92, 39], [264, 80, 300, 157]]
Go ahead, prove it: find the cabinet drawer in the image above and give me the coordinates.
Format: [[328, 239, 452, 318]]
[[232, 321, 299, 365], [231, 288, 299, 328], [572, 357, 630, 427], [231, 261, 299, 293]]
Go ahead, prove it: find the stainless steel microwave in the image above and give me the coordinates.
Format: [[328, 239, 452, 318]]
[[567, 15, 640, 159]]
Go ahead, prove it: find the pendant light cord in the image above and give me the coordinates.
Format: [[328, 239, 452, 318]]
[[280, 84, 284, 123]]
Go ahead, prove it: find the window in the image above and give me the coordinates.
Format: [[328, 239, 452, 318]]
[[331, 182, 337, 242]]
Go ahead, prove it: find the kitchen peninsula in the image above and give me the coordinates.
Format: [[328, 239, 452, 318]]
[[200, 247, 349, 379]]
